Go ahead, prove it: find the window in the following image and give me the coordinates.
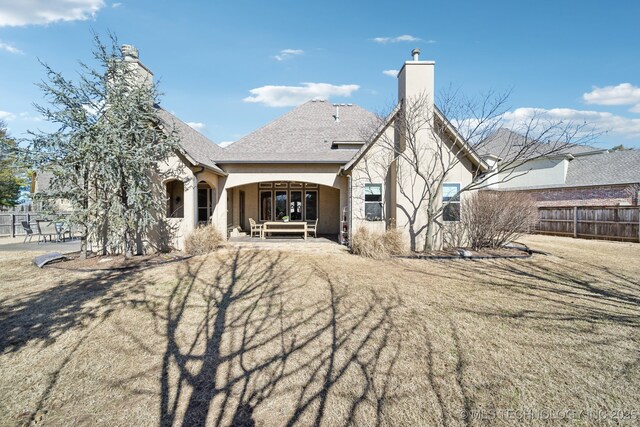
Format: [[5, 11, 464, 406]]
[[443, 183, 461, 221], [290, 191, 303, 220], [364, 184, 383, 221], [259, 190, 273, 221], [275, 190, 288, 219], [305, 190, 318, 221], [197, 183, 216, 224], [166, 180, 184, 218]]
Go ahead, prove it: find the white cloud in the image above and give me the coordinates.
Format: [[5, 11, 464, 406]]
[[382, 69, 398, 77], [583, 83, 640, 113], [0, 0, 105, 27], [372, 35, 421, 44], [0, 40, 23, 54], [274, 49, 304, 61], [501, 107, 640, 139], [0, 111, 16, 121], [218, 141, 234, 148], [18, 112, 42, 122], [186, 122, 206, 131], [111, 2, 121, 7], [243, 82, 360, 107]]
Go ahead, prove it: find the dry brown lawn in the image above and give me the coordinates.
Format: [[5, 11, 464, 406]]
[[0, 235, 639, 426]]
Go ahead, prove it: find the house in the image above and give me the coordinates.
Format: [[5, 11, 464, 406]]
[[481, 129, 640, 207], [35, 45, 487, 251]]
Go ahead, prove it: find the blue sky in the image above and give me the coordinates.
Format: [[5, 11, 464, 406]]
[[1, 0, 639, 147]]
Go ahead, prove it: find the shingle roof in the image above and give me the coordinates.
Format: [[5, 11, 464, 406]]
[[493, 149, 640, 191], [216, 100, 376, 163], [479, 128, 597, 160], [155, 106, 225, 173], [565, 149, 640, 187]]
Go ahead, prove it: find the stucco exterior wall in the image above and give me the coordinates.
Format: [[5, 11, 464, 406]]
[[496, 158, 568, 189], [349, 127, 395, 234], [387, 112, 478, 250], [153, 153, 198, 250]]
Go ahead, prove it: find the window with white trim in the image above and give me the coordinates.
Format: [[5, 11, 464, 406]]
[[364, 183, 383, 221], [442, 183, 461, 221]]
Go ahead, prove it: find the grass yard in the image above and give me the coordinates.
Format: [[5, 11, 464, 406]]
[[0, 235, 639, 426]]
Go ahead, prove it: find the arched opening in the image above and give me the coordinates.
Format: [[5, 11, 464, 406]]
[[166, 180, 184, 218], [197, 181, 217, 225]]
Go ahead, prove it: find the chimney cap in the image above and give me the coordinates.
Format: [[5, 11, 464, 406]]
[[411, 48, 420, 61], [121, 44, 139, 61]]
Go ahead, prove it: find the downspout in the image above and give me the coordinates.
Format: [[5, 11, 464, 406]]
[[347, 174, 353, 248]]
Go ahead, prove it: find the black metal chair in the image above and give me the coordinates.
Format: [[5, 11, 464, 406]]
[[21, 221, 34, 243]]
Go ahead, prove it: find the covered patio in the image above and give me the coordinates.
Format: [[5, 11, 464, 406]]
[[225, 180, 347, 242]]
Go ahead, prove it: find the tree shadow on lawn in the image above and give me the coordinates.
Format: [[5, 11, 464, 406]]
[[0, 267, 147, 354], [0, 263, 155, 425], [149, 249, 403, 427], [448, 257, 640, 328]]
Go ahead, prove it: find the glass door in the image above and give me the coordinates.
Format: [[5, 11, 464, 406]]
[[275, 191, 288, 220], [290, 191, 302, 220]]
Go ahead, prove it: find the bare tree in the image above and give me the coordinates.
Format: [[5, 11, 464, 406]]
[[624, 183, 640, 205], [355, 90, 599, 252]]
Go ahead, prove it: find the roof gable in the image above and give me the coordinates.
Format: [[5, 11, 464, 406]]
[[342, 104, 488, 173]]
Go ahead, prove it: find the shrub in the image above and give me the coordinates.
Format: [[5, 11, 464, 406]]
[[351, 226, 406, 258], [451, 191, 538, 250], [184, 224, 224, 255], [381, 227, 406, 255]]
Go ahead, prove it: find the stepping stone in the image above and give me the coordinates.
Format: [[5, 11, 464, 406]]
[[33, 252, 65, 268]]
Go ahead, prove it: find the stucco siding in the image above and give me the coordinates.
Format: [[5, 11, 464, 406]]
[[496, 158, 568, 189]]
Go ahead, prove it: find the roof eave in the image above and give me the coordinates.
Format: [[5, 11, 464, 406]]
[[216, 159, 348, 165], [434, 108, 489, 173], [179, 149, 228, 176]]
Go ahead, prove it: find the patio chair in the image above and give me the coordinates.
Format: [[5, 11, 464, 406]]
[[35, 220, 59, 244], [55, 222, 72, 242], [21, 221, 34, 243], [248, 218, 263, 238], [307, 218, 319, 238]]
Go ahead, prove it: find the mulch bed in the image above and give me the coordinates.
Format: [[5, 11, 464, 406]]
[[46, 252, 191, 271], [399, 246, 535, 260]]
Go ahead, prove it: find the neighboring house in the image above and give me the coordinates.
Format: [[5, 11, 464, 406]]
[[482, 129, 640, 207], [34, 46, 488, 250]]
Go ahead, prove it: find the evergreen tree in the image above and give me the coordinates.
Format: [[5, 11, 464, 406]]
[[0, 122, 25, 208], [26, 34, 179, 257]]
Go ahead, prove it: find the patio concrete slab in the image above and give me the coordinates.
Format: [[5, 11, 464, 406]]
[[227, 235, 348, 254]]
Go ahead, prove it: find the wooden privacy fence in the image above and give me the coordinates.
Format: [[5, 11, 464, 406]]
[[535, 206, 640, 243], [0, 212, 71, 238]]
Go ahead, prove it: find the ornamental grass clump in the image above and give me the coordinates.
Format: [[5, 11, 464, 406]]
[[351, 226, 406, 259], [184, 225, 224, 255]]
